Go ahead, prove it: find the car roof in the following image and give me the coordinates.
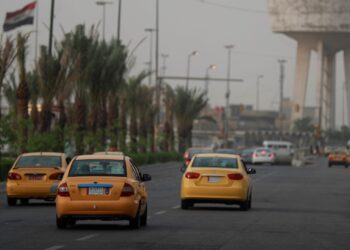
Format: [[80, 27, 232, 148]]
[[193, 153, 239, 159], [75, 154, 126, 161], [93, 151, 124, 156], [19, 152, 65, 157]]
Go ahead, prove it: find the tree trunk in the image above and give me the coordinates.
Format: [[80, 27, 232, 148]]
[[129, 107, 138, 153], [108, 97, 119, 149], [40, 101, 52, 132], [118, 97, 127, 152], [74, 95, 86, 155]]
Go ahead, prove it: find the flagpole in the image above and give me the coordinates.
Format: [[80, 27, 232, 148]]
[[48, 0, 55, 56], [34, 0, 39, 62]]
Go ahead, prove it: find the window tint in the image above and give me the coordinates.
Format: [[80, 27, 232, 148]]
[[129, 160, 141, 181], [256, 148, 272, 153], [15, 156, 61, 168], [192, 157, 238, 169], [68, 160, 126, 177]]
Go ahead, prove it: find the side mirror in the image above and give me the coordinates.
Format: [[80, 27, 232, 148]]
[[180, 164, 187, 173], [247, 168, 256, 175], [141, 173, 152, 182], [66, 157, 72, 165]]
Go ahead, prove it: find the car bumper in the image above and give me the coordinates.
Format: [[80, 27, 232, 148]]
[[56, 197, 139, 219], [252, 157, 274, 164], [181, 185, 247, 201], [6, 181, 59, 199], [329, 160, 348, 165]]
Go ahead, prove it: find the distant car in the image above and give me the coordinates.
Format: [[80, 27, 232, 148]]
[[241, 148, 255, 164], [252, 148, 275, 165], [180, 153, 256, 210], [214, 148, 239, 155], [183, 147, 213, 165], [262, 141, 294, 165], [55, 153, 151, 229], [6, 152, 69, 206], [328, 150, 349, 168]]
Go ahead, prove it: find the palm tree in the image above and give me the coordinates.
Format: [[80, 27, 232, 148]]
[[162, 84, 176, 151], [0, 35, 16, 118], [16, 33, 30, 152], [27, 70, 39, 131], [174, 86, 208, 152], [3, 71, 17, 116]]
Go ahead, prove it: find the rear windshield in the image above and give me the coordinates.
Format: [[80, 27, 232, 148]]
[[68, 160, 126, 177], [192, 157, 238, 169], [256, 148, 272, 153], [15, 156, 61, 168]]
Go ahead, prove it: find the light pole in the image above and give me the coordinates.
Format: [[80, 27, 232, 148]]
[[48, 0, 55, 56], [161, 53, 169, 77], [256, 75, 264, 111], [96, 1, 113, 41], [278, 59, 286, 130], [145, 28, 156, 85], [205, 64, 217, 97], [224, 44, 234, 145], [117, 0, 122, 41], [185, 50, 199, 90]]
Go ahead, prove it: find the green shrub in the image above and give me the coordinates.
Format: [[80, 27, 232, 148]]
[[0, 158, 15, 181], [127, 151, 182, 165]]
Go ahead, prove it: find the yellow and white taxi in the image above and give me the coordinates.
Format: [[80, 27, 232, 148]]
[[55, 154, 151, 229], [6, 152, 69, 206], [181, 153, 256, 210]]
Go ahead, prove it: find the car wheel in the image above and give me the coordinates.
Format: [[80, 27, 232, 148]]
[[140, 206, 148, 226], [181, 200, 193, 210], [130, 207, 141, 229], [20, 198, 29, 205], [56, 216, 67, 229], [7, 197, 17, 206], [240, 194, 251, 211]]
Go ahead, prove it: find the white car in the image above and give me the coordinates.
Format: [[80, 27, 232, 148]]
[[252, 148, 275, 165]]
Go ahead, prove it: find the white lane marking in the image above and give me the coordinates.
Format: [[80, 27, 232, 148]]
[[172, 205, 180, 209], [76, 234, 98, 241], [45, 246, 64, 250], [154, 210, 167, 215]]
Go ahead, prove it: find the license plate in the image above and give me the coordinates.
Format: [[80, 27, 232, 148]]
[[88, 187, 104, 195], [28, 175, 43, 180], [208, 176, 221, 183]]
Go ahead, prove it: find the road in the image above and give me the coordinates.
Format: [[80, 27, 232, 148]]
[[1, 158, 350, 250]]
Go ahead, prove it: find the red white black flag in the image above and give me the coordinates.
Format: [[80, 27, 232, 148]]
[[3, 1, 36, 32]]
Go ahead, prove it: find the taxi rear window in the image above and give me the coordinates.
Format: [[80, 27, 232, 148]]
[[191, 157, 238, 169], [15, 156, 61, 168], [68, 160, 126, 177]]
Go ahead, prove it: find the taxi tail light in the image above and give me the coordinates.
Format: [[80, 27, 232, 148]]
[[343, 157, 348, 161], [121, 183, 134, 197], [185, 172, 200, 179], [49, 172, 63, 180], [185, 159, 191, 165], [57, 183, 70, 197], [7, 172, 21, 180], [227, 173, 243, 180]]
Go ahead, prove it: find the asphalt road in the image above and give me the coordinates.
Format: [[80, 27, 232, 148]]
[[1, 158, 350, 250]]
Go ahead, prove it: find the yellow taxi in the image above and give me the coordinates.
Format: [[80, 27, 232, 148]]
[[328, 149, 350, 168], [181, 153, 256, 210], [6, 152, 69, 206], [55, 154, 151, 229]]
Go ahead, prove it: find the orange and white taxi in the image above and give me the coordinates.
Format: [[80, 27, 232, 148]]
[[6, 152, 69, 206], [55, 153, 151, 229], [181, 153, 256, 210], [328, 149, 350, 168]]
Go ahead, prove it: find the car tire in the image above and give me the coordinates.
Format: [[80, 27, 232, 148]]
[[181, 200, 193, 210], [130, 207, 141, 229], [56, 216, 67, 229], [7, 197, 17, 206], [20, 198, 29, 205], [240, 194, 251, 211], [140, 206, 148, 226]]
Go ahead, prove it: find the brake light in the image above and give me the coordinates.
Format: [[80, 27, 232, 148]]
[[261, 150, 266, 155], [343, 157, 347, 161], [49, 172, 63, 180], [57, 183, 70, 197], [269, 153, 275, 158], [7, 172, 21, 180], [185, 159, 191, 165], [121, 183, 134, 197], [184, 152, 189, 159], [185, 172, 200, 179], [253, 153, 257, 158], [227, 173, 243, 180]]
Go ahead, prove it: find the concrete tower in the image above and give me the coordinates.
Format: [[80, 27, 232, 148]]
[[268, 0, 350, 130]]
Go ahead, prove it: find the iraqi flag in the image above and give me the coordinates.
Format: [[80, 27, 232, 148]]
[[3, 1, 36, 32]]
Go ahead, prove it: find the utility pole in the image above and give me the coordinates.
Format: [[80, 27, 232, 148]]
[[155, 0, 160, 128], [145, 28, 156, 85], [256, 75, 263, 111], [161, 54, 169, 77], [117, 0, 122, 41], [224, 44, 234, 146], [48, 0, 55, 56], [278, 59, 286, 130]]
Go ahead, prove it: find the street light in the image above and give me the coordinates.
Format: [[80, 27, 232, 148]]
[[256, 75, 264, 111], [224, 44, 234, 146], [185, 50, 199, 90], [205, 64, 217, 96], [96, 1, 113, 41], [145, 28, 156, 85]]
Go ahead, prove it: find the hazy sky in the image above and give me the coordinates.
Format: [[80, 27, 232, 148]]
[[0, 0, 347, 128]]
